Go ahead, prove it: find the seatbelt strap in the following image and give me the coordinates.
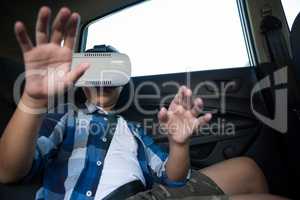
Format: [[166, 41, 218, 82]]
[[260, 15, 300, 107], [102, 180, 145, 200], [261, 15, 290, 67]]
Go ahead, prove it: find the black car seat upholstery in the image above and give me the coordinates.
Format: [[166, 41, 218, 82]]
[[291, 13, 300, 79], [0, 57, 24, 135], [287, 12, 300, 199]]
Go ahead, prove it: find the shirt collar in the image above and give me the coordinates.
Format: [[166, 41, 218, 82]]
[[85, 101, 108, 115]]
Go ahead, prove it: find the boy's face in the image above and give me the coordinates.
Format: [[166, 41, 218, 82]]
[[83, 87, 122, 110]]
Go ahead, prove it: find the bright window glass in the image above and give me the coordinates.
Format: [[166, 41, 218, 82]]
[[281, 0, 300, 29], [85, 0, 249, 77]]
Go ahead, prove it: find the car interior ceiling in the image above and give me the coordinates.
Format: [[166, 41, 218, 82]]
[[0, 0, 299, 200]]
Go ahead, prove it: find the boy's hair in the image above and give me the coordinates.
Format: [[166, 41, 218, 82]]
[[85, 45, 119, 53]]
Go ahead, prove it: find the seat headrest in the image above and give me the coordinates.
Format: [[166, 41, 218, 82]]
[[291, 13, 300, 70]]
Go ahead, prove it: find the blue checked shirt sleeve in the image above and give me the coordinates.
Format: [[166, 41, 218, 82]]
[[22, 114, 67, 182], [142, 134, 191, 188]]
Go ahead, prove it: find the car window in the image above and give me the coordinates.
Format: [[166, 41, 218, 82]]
[[281, 0, 300, 29], [84, 0, 250, 77]]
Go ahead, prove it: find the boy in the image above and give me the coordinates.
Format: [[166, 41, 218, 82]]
[[0, 6, 288, 200]]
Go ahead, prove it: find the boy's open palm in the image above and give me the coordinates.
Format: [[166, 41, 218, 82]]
[[15, 7, 89, 103], [158, 86, 212, 145]]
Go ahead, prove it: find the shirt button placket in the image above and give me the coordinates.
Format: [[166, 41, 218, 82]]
[[102, 117, 108, 142]]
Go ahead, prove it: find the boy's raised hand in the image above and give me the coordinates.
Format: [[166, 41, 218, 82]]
[[15, 7, 89, 106], [158, 86, 212, 146]]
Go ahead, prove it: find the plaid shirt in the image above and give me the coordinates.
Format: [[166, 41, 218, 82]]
[[23, 103, 188, 200]]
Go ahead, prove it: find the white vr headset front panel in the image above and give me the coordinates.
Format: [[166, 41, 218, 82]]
[[71, 53, 131, 87]]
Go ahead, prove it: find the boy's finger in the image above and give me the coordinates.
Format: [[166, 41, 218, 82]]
[[14, 21, 33, 53], [50, 7, 71, 45], [194, 113, 212, 131], [191, 98, 203, 117], [173, 86, 185, 104], [64, 63, 89, 86], [158, 107, 169, 123], [36, 6, 51, 45], [64, 12, 80, 49], [182, 87, 192, 110], [169, 86, 186, 111]]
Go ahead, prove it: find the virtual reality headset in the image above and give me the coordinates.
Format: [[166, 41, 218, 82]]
[[71, 45, 131, 87]]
